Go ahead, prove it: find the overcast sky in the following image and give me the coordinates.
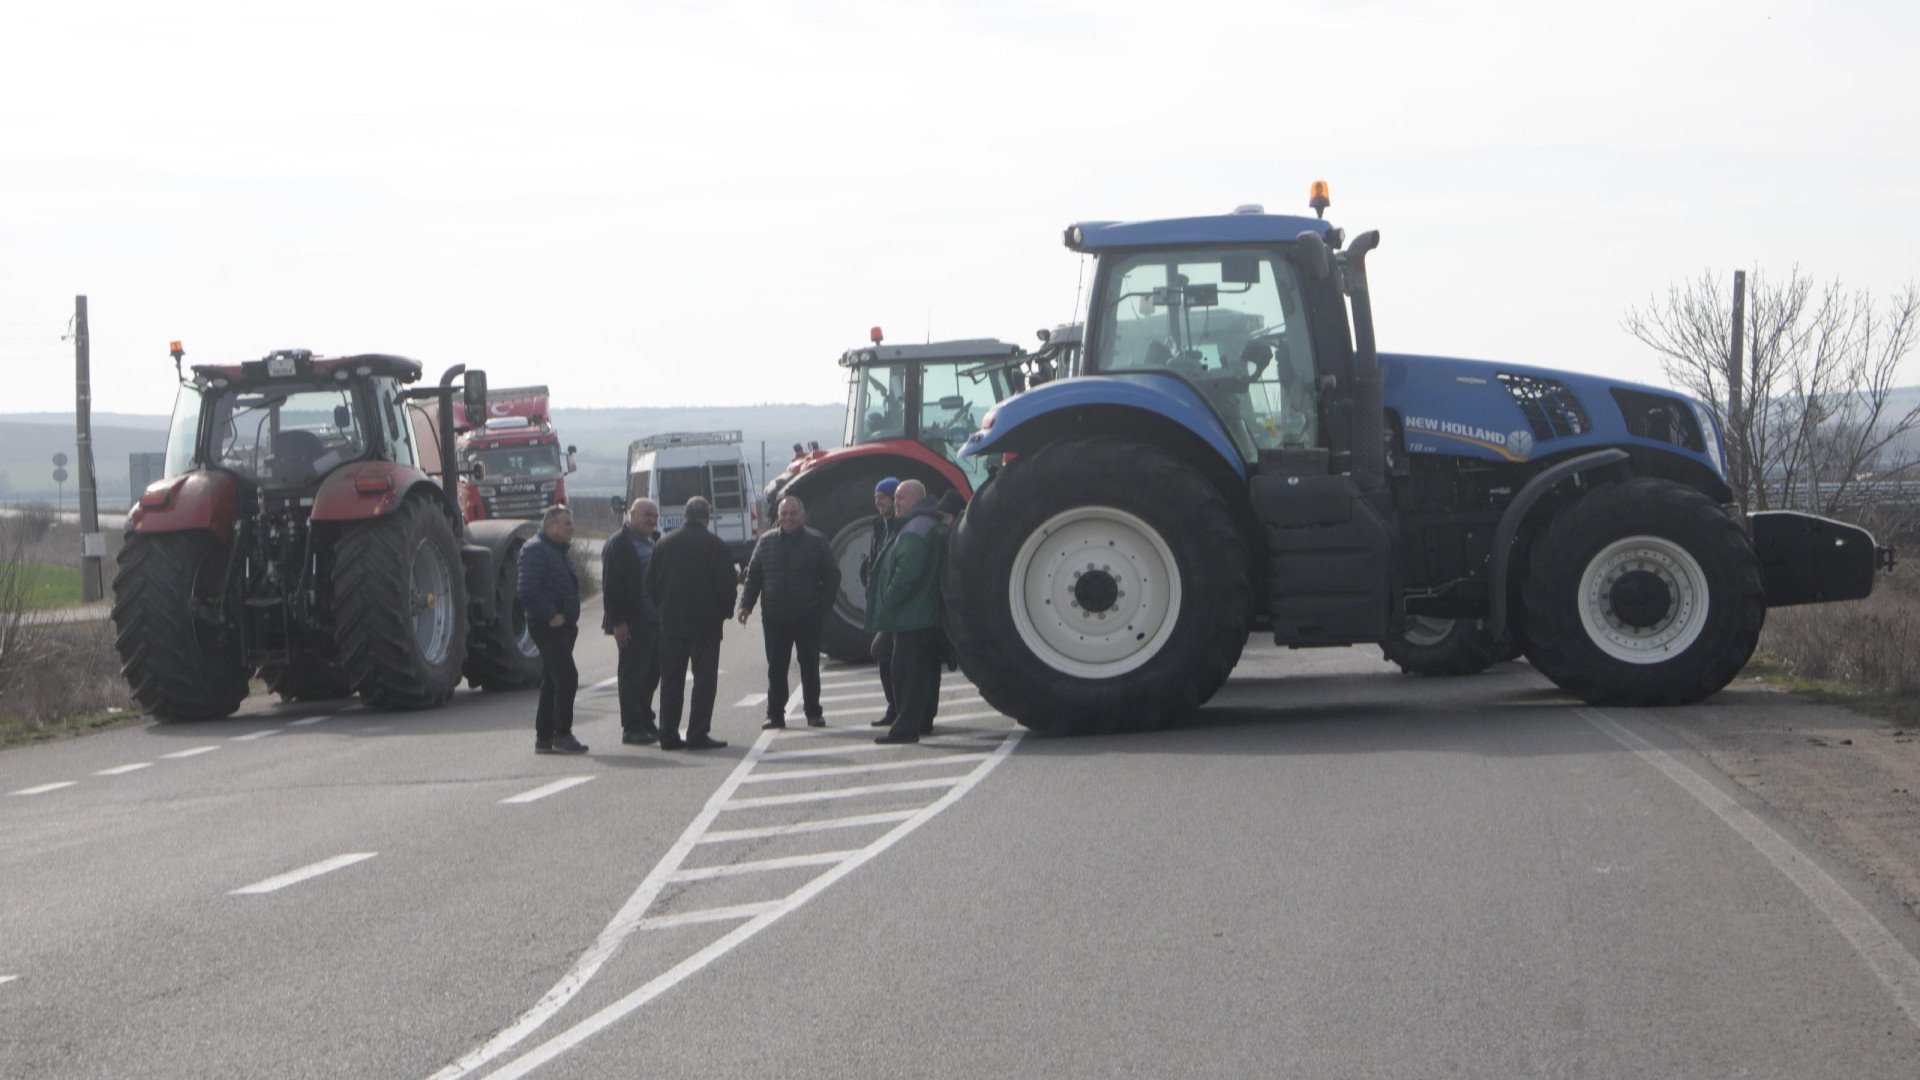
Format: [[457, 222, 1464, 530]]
[[3, 0, 1915, 416]]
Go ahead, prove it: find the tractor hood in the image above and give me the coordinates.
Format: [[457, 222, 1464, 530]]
[[1380, 353, 1726, 477]]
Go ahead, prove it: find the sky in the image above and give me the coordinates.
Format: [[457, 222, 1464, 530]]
[[2, 0, 1916, 416]]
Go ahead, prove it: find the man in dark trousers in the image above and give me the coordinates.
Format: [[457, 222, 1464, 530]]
[[517, 505, 586, 755], [865, 480, 949, 744], [864, 476, 902, 729], [645, 496, 738, 751], [738, 495, 840, 729], [601, 497, 662, 746]]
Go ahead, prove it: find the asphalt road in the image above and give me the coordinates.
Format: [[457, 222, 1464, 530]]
[[5, 609, 1920, 1078]]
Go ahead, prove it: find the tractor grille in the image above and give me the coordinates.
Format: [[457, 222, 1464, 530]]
[[1498, 373, 1591, 441]]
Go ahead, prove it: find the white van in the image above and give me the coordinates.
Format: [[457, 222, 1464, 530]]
[[625, 431, 759, 563]]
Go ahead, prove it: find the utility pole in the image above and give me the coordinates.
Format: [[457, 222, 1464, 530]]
[[74, 295, 105, 602], [1727, 271, 1747, 509]]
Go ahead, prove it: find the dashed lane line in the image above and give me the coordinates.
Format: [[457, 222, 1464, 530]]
[[431, 719, 1021, 1080], [231, 729, 283, 742], [1580, 707, 1920, 1032], [93, 763, 153, 776], [162, 746, 221, 759], [228, 853, 378, 896], [288, 714, 333, 727], [501, 777, 596, 805], [8, 782, 76, 797], [733, 693, 768, 709], [0, 975, 17, 987]]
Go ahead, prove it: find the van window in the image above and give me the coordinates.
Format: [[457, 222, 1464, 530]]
[[657, 466, 707, 507], [628, 469, 651, 501]]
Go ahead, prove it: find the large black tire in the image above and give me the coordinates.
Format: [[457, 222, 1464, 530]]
[[261, 663, 354, 703], [796, 467, 954, 664], [1520, 477, 1764, 705], [110, 531, 251, 720], [944, 436, 1250, 735], [463, 543, 544, 691], [1380, 617, 1510, 676], [332, 497, 469, 710]]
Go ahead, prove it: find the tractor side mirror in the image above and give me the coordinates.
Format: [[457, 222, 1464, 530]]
[[938, 395, 966, 410], [471, 459, 487, 482], [463, 370, 489, 423], [1293, 231, 1331, 281], [333, 404, 353, 431], [609, 495, 628, 515], [566, 445, 579, 474]]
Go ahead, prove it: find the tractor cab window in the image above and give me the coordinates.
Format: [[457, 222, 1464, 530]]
[[918, 361, 1002, 486], [1093, 248, 1321, 457], [165, 384, 206, 479], [848, 364, 910, 446], [207, 383, 369, 488]]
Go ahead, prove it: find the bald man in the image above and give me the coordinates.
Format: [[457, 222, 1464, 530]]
[[738, 495, 840, 728], [863, 479, 949, 744]]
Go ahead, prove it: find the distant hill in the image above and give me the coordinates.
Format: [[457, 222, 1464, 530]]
[[0, 403, 845, 505]]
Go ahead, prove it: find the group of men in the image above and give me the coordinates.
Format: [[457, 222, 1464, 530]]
[[512, 476, 963, 756]]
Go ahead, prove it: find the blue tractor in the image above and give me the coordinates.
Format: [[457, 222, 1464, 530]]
[[945, 187, 1890, 735]]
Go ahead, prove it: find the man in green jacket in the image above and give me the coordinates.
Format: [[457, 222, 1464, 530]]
[[865, 479, 947, 744]]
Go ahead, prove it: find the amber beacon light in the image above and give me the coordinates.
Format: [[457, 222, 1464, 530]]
[[1309, 180, 1331, 218]]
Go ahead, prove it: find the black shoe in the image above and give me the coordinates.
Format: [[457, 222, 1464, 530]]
[[806, 715, 826, 728], [551, 735, 589, 755], [870, 717, 892, 728], [685, 736, 729, 751], [874, 733, 919, 745], [622, 731, 657, 746], [657, 737, 685, 751], [534, 743, 554, 755], [920, 725, 935, 736], [761, 719, 786, 730]]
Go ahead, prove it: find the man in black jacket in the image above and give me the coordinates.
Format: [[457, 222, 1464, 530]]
[[516, 505, 586, 755], [738, 495, 841, 729], [602, 498, 662, 746], [644, 496, 738, 750]]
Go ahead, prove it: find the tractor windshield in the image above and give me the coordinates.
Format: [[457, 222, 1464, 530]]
[[847, 364, 910, 446], [1093, 248, 1321, 456], [203, 382, 371, 489]]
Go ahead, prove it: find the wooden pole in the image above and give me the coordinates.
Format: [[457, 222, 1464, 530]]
[[75, 295, 105, 602]]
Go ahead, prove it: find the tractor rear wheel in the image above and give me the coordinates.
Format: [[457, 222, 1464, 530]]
[[333, 496, 469, 709], [464, 542, 544, 691], [945, 436, 1249, 735], [1520, 478, 1764, 705], [262, 663, 354, 702], [1380, 616, 1510, 676], [110, 531, 250, 720]]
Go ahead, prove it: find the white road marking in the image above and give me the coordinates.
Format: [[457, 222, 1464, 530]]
[[0, 975, 16, 986], [928, 709, 1002, 723], [1581, 707, 1920, 1031], [723, 776, 963, 811], [699, 810, 919, 844], [289, 714, 333, 727], [801, 695, 983, 720], [228, 852, 378, 896], [733, 693, 768, 708], [757, 741, 900, 762], [9, 782, 77, 796], [588, 677, 618, 692], [231, 729, 283, 741], [432, 719, 1022, 1080], [744, 753, 991, 784], [665, 850, 858, 883], [635, 901, 781, 931], [501, 777, 595, 805], [93, 763, 153, 776], [162, 746, 221, 759]]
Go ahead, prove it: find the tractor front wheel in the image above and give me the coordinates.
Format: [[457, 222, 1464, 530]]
[[110, 531, 251, 720], [1520, 478, 1764, 705], [945, 436, 1249, 735], [333, 497, 469, 709], [464, 542, 544, 691]]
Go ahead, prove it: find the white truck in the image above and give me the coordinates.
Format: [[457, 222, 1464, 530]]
[[625, 430, 759, 563]]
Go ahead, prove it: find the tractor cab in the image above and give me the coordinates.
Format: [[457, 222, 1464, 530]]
[[841, 333, 1032, 489]]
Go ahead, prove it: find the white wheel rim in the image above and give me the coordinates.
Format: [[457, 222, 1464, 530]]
[[1008, 505, 1182, 678], [1404, 616, 1456, 648], [1577, 535, 1709, 664], [410, 539, 456, 665]]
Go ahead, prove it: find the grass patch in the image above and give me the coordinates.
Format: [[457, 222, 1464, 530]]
[[0, 707, 142, 749], [17, 561, 85, 608], [1744, 655, 1920, 729]]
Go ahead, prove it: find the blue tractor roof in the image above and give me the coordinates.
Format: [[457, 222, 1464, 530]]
[[1065, 212, 1334, 252]]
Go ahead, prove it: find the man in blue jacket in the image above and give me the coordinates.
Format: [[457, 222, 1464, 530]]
[[517, 505, 587, 755]]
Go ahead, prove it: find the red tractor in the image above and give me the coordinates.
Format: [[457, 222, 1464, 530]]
[[764, 329, 1072, 662], [112, 347, 545, 719]]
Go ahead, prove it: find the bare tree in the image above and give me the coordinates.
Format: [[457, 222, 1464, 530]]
[[1625, 269, 1920, 532]]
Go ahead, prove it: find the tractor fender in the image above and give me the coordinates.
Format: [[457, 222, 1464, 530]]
[[785, 442, 969, 499], [961, 374, 1247, 482], [311, 462, 446, 522], [127, 471, 242, 544], [1486, 448, 1630, 638], [461, 518, 539, 625]]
